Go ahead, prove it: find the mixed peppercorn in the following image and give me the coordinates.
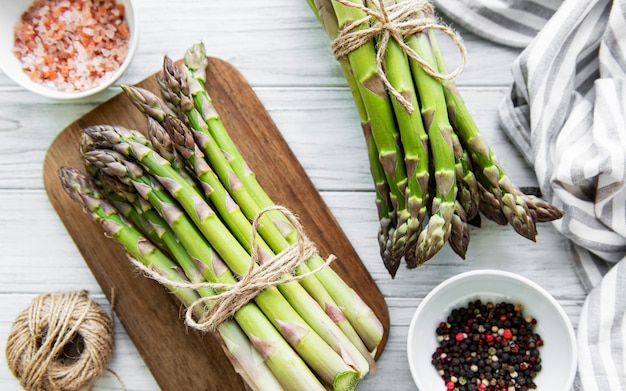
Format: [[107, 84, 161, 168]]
[[432, 300, 543, 391]]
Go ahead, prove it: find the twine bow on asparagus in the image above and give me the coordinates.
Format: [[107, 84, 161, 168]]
[[331, 0, 466, 113], [131, 205, 336, 333]]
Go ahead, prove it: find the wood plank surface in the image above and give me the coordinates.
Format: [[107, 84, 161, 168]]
[[0, 1, 586, 390], [41, 57, 389, 390]]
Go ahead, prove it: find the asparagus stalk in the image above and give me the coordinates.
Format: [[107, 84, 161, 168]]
[[156, 72, 189, 124], [448, 200, 470, 259], [181, 42, 384, 350], [213, 329, 286, 391], [307, 0, 392, 262], [122, 84, 273, 253], [368, 124, 396, 273], [477, 182, 508, 226], [427, 29, 544, 239], [181, 46, 298, 245], [370, 0, 430, 268], [79, 146, 164, 249], [329, 0, 409, 248], [153, 49, 382, 353], [81, 170, 289, 391], [100, 177, 169, 252], [146, 116, 199, 189], [162, 56, 304, 252], [59, 167, 289, 391], [306, 0, 564, 270], [404, 31, 457, 266], [524, 194, 563, 222], [58, 167, 199, 310], [163, 114, 376, 372], [81, 149, 334, 390], [161, 114, 278, 256], [309, 0, 398, 278], [83, 127, 363, 389], [453, 136, 480, 224], [162, 115, 373, 376], [446, 132, 475, 259], [121, 47, 381, 355], [80, 165, 287, 391], [308, 1, 391, 275], [129, 63, 374, 375]]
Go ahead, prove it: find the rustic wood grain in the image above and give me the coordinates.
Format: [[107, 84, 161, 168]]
[[41, 57, 389, 390], [0, 2, 586, 390]]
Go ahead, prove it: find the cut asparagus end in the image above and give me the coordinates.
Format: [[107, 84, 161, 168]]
[[332, 370, 361, 391]]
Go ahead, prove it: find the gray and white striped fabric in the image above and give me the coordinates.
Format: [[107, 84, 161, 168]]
[[432, 0, 626, 389]]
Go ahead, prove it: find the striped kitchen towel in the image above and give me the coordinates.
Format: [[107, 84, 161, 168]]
[[432, 0, 626, 389]]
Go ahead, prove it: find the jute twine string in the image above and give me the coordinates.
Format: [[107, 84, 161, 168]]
[[5, 290, 123, 391], [130, 205, 336, 333], [331, 0, 467, 113]]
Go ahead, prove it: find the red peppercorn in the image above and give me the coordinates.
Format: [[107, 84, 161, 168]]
[[485, 334, 494, 343], [456, 333, 465, 342], [446, 381, 455, 390], [503, 329, 513, 339], [500, 314, 507, 321], [536, 339, 544, 347], [477, 384, 487, 391]]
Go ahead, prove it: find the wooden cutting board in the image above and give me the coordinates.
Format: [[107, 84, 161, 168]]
[[42, 57, 389, 390]]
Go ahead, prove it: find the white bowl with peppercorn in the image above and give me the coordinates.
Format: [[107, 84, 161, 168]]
[[407, 269, 577, 391], [0, 0, 138, 100]]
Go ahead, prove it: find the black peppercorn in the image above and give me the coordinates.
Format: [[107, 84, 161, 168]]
[[431, 300, 544, 390]]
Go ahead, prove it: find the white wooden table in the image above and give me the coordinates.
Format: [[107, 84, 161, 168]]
[[0, 1, 585, 390]]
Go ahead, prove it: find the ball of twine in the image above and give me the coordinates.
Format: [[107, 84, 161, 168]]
[[5, 290, 115, 391]]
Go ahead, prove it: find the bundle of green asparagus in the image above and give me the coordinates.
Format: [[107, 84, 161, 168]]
[[58, 43, 384, 391], [306, 0, 563, 277]]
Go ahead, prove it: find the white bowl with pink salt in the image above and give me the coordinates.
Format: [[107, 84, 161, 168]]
[[0, 0, 139, 100]]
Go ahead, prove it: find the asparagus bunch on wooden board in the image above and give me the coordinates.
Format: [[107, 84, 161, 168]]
[[307, 0, 563, 277], [58, 43, 384, 391], [59, 167, 291, 391]]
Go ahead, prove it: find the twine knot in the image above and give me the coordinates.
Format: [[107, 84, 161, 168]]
[[131, 206, 335, 333], [331, 0, 467, 113], [5, 291, 117, 391]]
